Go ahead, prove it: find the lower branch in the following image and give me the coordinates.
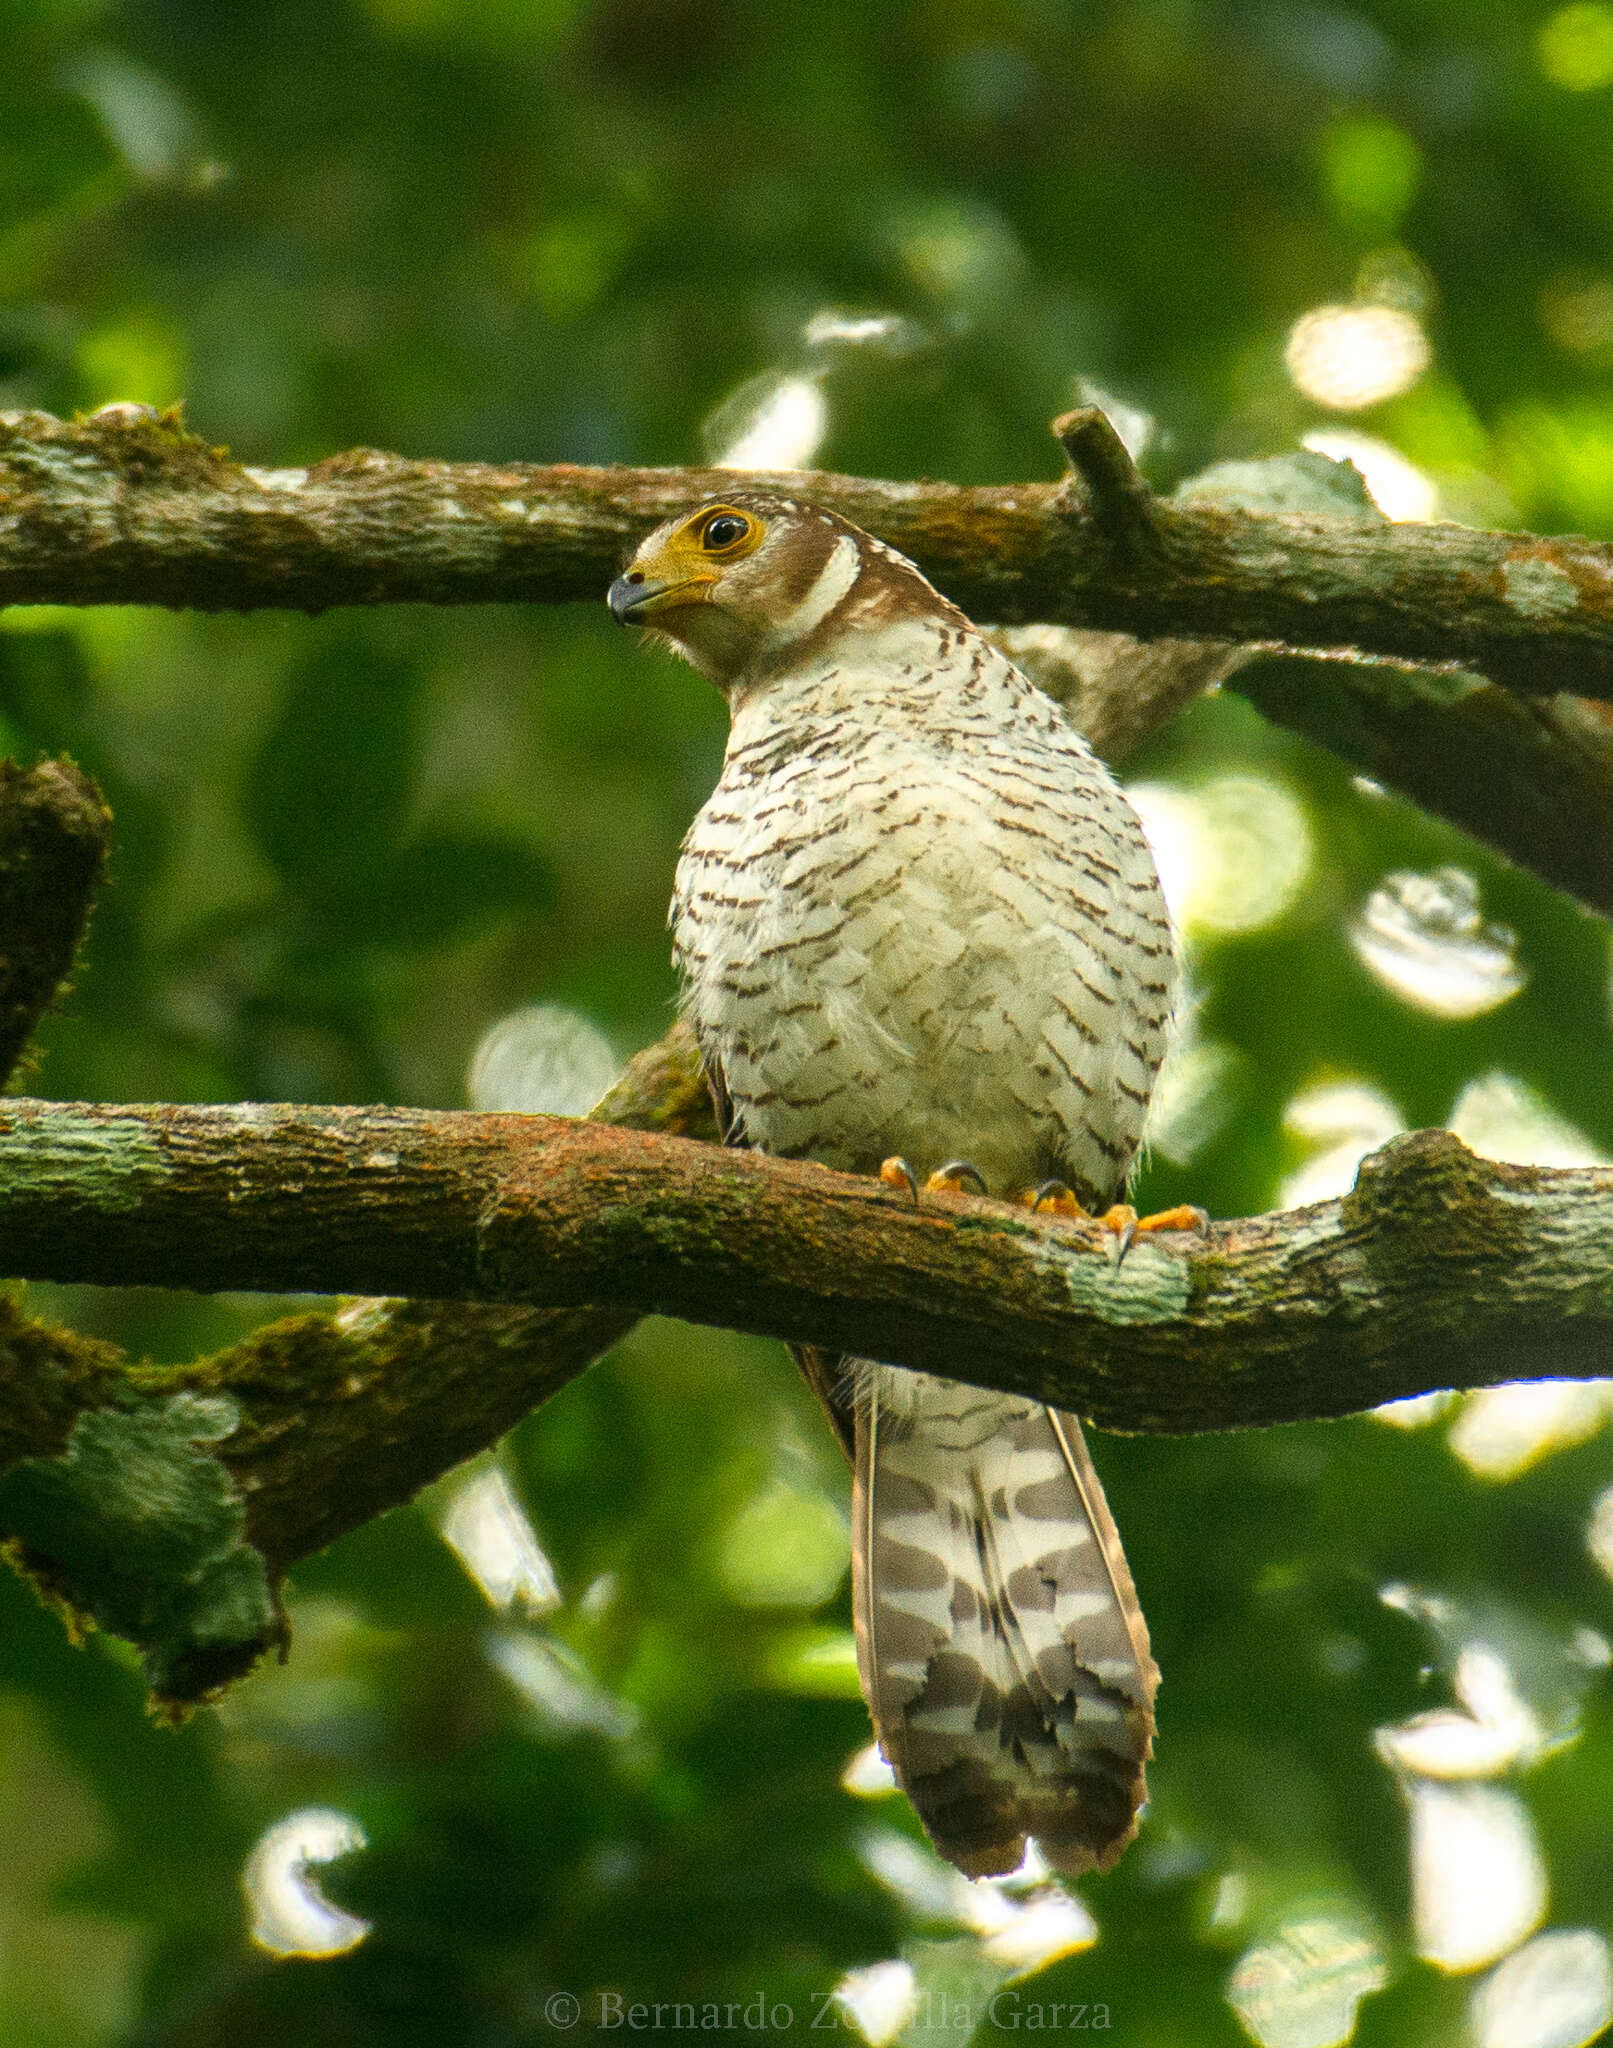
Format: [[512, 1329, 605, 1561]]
[[0, 1027, 714, 1706], [2, 1100, 1608, 1432]]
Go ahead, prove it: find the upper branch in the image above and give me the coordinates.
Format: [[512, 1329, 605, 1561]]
[[5, 406, 1613, 700], [1, 1096, 1608, 1435]]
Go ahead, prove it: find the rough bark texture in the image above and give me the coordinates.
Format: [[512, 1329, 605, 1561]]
[[1, 406, 1604, 696], [9, 406, 1613, 915], [0, 758, 109, 1084], [1232, 648, 1613, 916], [2, 1097, 1607, 1434], [0, 1025, 714, 1705]]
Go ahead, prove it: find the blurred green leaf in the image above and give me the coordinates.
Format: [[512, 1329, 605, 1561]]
[[361, 833, 554, 946], [244, 641, 420, 899]]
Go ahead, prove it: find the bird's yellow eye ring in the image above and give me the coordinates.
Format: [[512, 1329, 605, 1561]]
[[699, 510, 751, 553]]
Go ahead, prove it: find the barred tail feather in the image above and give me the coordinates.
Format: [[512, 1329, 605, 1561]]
[[851, 1362, 1157, 1879]]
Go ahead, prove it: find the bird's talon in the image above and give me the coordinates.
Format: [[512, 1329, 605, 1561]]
[[926, 1159, 988, 1196], [880, 1156, 920, 1205], [1132, 1202, 1211, 1237], [1027, 1178, 1085, 1217], [1097, 1204, 1139, 1262], [1098, 1200, 1211, 1265]]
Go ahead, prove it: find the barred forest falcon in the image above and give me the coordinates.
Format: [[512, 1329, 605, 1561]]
[[609, 494, 1182, 1880]]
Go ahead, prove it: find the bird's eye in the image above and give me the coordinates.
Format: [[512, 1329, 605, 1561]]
[[701, 513, 749, 552]]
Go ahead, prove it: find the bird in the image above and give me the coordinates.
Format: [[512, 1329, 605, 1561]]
[[608, 492, 1183, 1880]]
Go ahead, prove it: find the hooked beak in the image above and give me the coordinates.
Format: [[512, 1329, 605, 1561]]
[[607, 570, 714, 624], [607, 572, 664, 623]]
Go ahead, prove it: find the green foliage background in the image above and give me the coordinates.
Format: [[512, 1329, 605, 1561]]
[[5, 1, 1613, 2042]]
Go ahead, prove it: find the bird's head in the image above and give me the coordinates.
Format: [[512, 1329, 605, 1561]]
[[607, 495, 916, 689]]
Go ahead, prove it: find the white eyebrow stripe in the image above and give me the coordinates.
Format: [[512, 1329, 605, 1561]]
[[763, 531, 862, 649]]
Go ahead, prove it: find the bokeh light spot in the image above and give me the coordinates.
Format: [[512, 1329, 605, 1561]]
[[1539, 275, 1613, 357], [1538, 3, 1613, 90], [76, 312, 186, 411], [834, 1960, 918, 2047], [1470, 1929, 1613, 2048], [1319, 117, 1423, 236], [972, 1885, 1097, 1973], [710, 374, 827, 470], [764, 1626, 863, 1695], [1450, 1381, 1613, 1482], [1448, 1072, 1608, 1168], [1376, 1644, 1542, 1778], [243, 1808, 370, 1958], [1349, 866, 1525, 1018], [841, 1742, 898, 1798], [802, 309, 922, 354], [1226, 1908, 1387, 2048], [487, 1630, 639, 1738], [1286, 304, 1430, 410], [1588, 1485, 1613, 1581], [1279, 1081, 1404, 1207], [1301, 430, 1439, 519], [438, 1466, 561, 1615], [1129, 775, 1312, 937], [466, 1003, 618, 1116], [1406, 1782, 1546, 1973], [719, 1482, 849, 1608]]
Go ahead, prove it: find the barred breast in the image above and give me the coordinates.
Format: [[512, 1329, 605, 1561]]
[[671, 618, 1172, 1207]]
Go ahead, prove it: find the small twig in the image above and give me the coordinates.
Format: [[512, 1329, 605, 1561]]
[[1052, 407, 1164, 567]]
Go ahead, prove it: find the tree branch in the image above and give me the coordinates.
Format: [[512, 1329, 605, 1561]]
[[1054, 405, 1165, 569], [0, 758, 109, 1085], [0, 1025, 714, 1706], [11, 405, 1613, 917], [4, 406, 1611, 700], [1231, 646, 1613, 916], [1, 1098, 1605, 1437]]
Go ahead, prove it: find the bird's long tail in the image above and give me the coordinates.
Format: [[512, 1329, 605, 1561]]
[[851, 1362, 1157, 1879]]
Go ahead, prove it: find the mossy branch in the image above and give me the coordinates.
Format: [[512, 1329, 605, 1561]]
[[0, 751, 711, 1706], [3, 405, 1605, 698], [8, 406, 1613, 915], [0, 1028, 713, 1707], [2, 1096, 1607, 1439], [0, 758, 109, 1085]]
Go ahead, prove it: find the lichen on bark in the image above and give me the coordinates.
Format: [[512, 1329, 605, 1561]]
[[0, 1388, 280, 1704]]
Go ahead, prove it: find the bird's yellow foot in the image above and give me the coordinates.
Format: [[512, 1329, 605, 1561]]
[[926, 1159, 989, 1196], [1025, 1183, 1208, 1261], [880, 1156, 920, 1205], [880, 1157, 991, 1204], [1097, 1201, 1209, 1260]]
